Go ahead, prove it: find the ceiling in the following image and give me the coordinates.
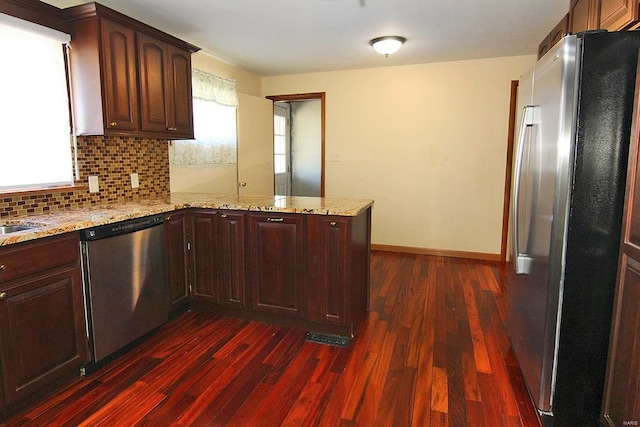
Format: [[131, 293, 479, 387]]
[[43, 0, 569, 76]]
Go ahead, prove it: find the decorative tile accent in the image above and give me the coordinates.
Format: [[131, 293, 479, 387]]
[[0, 136, 170, 218]]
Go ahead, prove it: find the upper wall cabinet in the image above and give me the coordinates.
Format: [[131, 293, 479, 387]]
[[599, 0, 640, 30], [570, 0, 600, 34], [137, 34, 194, 136], [538, 14, 569, 58], [64, 2, 199, 139]]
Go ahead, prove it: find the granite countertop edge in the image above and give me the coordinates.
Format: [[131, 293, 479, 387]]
[[0, 193, 374, 247]]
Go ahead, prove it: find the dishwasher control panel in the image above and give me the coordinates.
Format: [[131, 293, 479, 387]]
[[80, 214, 164, 241]]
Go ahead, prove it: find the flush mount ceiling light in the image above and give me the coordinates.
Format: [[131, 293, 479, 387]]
[[369, 36, 406, 57]]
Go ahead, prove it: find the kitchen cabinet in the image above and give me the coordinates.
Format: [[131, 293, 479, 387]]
[[569, 0, 600, 33], [217, 211, 247, 310], [0, 233, 88, 410], [187, 210, 247, 309], [137, 33, 194, 138], [189, 210, 218, 304], [164, 211, 189, 313], [0, 368, 4, 412], [539, 14, 569, 58], [306, 214, 370, 331], [249, 214, 304, 318], [599, 0, 640, 30], [64, 2, 198, 139], [602, 74, 640, 426], [164, 206, 371, 336], [98, 18, 139, 132]]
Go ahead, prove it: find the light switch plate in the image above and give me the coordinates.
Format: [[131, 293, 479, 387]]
[[130, 173, 139, 189], [88, 176, 99, 193]]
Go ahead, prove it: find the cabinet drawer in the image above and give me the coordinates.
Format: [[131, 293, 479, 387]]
[[0, 233, 79, 284]]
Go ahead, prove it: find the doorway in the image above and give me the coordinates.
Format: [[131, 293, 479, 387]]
[[267, 93, 325, 197]]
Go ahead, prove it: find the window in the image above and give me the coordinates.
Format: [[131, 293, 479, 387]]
[[170, 70, 238, 165], [274, 114, 287, 174], [0, 14, 73, 192]]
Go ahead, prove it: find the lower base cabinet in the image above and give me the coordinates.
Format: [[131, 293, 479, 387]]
[[305, 213, 370, 331], [249, 214, 304, 318], [164, 211, 189, 313], [189, 210, 247, 309], [217, 211, 246, 309], [0, 233, 89, 415], [168, 207, 371, 336], [190, 209, 219, 303]]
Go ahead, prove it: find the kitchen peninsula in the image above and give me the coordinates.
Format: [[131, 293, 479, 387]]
[[0, 194, 373, 336], [0, 194, 372, 414]]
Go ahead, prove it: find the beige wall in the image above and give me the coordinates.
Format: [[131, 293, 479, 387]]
[[263, 55, 536, 255], [170, 51, 263, 194], [191, 51, 262, 97]]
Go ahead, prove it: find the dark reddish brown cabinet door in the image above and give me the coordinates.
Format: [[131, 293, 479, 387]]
[[100, 19, 139, 132], [0, 269, 87, 405], [168, 45, 194, 139], [0, 233, 88, 408], [190, 210, 219, 304], [249, 214, 304, 318], [218, 211, 247, 309], [137, 34, 194, 139], [602, 81, 640, 426], [137, 33, 169, 135], [306, 217, 349, 326], [164, 211, 189, 312]]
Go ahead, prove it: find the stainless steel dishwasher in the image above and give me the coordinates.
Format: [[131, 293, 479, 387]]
[[80, 214, 168, 364]]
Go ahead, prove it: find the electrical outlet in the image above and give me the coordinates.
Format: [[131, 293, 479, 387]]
[[88, 176, 99, 193], [130, 173, 139, 189], [330, 153, 340, 162]]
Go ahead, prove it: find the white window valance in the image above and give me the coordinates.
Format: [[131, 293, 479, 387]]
[[192, 69, 239, 107]]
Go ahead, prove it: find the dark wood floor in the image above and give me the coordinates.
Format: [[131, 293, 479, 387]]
[[3, 251, 541, 426]]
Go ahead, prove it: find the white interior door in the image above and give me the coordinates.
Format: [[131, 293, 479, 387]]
[[237, 93, 274, 196]]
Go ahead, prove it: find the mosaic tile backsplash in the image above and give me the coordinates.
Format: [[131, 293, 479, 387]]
[[0, 136, 170, 218]]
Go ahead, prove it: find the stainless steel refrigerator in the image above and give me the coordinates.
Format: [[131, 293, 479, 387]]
[[508, 31, 640, 426]]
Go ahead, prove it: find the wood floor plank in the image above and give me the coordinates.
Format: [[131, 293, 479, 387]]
[[357, 329, 397, 425], [254, 354, 320, 427], [3, 251, 542, 427], [339, 351, 378, 421], [463, 280, 493, 374], [462, 352, 482, 402], [240, 344, 316, 426], [392, 366, 417, 427], [431, 366, 449, 413]]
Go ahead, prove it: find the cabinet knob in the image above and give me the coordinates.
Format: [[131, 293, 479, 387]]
[[0, 292, 6, 299], [221, 214, 228, 218], [168, 126, 177, 131], [0, 264, 5, 271], [330, 221, 337, 227], [109, 121, 118, 127], [165, 216, 171, 221], [239, 181, 247, 187]]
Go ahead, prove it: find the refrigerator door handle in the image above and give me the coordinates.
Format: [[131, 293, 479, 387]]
[[512, 105, 537, 275]]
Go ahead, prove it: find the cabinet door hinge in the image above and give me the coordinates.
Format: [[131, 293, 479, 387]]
[[187, 242, 191, 251]]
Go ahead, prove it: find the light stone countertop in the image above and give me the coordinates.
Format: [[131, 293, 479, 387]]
[[0, 193, 374, 246]]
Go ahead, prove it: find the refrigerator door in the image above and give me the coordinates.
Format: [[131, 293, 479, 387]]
[[507, 35, 578, 414]]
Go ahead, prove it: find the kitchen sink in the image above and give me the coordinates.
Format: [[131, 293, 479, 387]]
[[0, 225, 41, 235]]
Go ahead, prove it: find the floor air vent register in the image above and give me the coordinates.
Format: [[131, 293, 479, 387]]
[[305, 332, 351, 348]]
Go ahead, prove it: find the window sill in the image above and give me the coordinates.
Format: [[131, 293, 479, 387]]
[[0, 184, 88, 198]]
